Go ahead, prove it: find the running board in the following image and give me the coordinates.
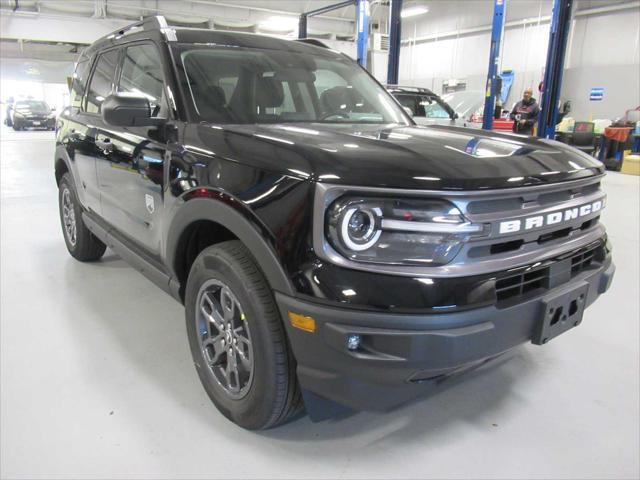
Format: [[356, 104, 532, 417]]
[[82, 211, 181, 302]]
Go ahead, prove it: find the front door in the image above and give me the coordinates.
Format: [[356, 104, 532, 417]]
[[95, 43, 170, 258]]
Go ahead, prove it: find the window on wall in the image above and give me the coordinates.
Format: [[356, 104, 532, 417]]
[[85, 49, 119, 114], [118, 44, 167, 116]]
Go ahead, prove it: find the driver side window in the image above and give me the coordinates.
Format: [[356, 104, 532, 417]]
[[118, 44, 168, 117]]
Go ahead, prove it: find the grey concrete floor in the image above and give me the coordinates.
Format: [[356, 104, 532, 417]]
[[1, 125, 639, 480]]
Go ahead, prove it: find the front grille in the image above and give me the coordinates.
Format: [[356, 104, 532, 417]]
[[571, 249, 596, 274], [466, 181, 602, 215], [496, 268, 549, 301], [315, 176, 607, 279], [495, 243, 603, 304]]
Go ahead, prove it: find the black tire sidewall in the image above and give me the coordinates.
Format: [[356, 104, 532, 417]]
[[58, 173, 105, 261], [185, 244, 287, 429]]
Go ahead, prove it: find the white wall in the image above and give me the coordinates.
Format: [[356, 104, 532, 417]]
[[561, 8, 640, 120], [394, 1, 640, 119]]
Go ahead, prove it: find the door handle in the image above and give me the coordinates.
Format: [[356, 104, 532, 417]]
[[95, 138, 114, 153]]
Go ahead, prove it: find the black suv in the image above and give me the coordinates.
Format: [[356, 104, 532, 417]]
[[9, 100, 56, 130], [55, 17, 615, 429]]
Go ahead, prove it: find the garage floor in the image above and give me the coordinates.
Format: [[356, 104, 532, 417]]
[[1, 126, 638, 479]]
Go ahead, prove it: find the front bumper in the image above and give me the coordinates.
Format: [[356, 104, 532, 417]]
[[277, 255, 614, 413], [14, 117, 55, 129]]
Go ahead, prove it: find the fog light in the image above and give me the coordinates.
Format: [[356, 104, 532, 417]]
[[347, 334, 361, 351]]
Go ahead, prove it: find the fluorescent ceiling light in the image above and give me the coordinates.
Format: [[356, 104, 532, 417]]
[[259, 16, 298, 31], [401, 6, 429, 18]]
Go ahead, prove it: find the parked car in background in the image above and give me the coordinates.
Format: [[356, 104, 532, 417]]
[[386, 85, 460, 126], [441, 90, 486, 128], [9, 100, 56, 130]]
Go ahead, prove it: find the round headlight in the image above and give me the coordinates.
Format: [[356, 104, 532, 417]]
[[326, 196, 483, 266], [339, 207, 382, 251]]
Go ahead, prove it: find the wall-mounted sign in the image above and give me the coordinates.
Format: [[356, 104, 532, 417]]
[[590, 87, 604, 101]]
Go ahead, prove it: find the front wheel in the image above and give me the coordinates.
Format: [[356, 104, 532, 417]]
[[58, 173, 106, 261], [185, 240, 302, 429]]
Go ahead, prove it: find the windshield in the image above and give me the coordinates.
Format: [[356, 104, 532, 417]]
[[15, 101, 49, 113], [178, 46, 408, 125]]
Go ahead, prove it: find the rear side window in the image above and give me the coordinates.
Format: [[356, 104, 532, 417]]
[[85, 49, 119, 114], [70, 59, 90, 108], [118, 44, 167, 115]]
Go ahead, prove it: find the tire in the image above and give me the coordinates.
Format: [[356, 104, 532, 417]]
[[12, 124, 19, 131], [58, 173, 106, 262], [185, 240, 302, 430]]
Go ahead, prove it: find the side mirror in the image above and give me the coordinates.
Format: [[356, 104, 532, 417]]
[[51, 106, 56, 112], [453, 112, 459, 120], [403, 106, 414, 118], [101, 93, 164, 127]]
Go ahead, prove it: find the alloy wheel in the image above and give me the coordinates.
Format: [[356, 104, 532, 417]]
[[61, 188, 77, 246], [196, 279, 254, 399]]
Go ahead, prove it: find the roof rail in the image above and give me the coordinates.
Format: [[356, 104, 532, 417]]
[[102, 15, 176, 42], [295, 38, 330, 49]]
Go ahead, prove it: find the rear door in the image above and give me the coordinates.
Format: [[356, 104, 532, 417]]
[[68, 49, 120, 213], [95, 42, 170, 258]]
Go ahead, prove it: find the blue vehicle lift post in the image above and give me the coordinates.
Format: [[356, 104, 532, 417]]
[[538, 0, 574, 138], [386, 0, 403, 84], [356, 0, 370, 67], [482, 0, 507, 130], [298, 0, 357, 40]]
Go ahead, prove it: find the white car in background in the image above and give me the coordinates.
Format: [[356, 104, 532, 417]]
[[441, 90, 486, 128], [387, 86, 485, 129]]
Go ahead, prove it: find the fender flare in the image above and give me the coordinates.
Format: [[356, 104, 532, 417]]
[[54, 145, 73, 185], [164, 196, 295, 297]]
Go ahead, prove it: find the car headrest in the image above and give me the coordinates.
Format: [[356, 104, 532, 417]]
[[255, 76, 284, 108], [205, 85, 226, 108], [192, 84, 227, 120], [320, 86, 355, 113]]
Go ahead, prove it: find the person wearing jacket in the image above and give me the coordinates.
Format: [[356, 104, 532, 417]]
[[510, 88, 540, 135]]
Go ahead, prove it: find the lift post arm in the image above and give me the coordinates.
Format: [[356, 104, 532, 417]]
[[386, 0, 403, 84], [538, 0, 574, 138], [298, 0, 356, 39], [482, 0, 507, 130]]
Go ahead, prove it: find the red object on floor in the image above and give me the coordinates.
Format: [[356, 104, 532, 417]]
[[492, 119, 514, 132]]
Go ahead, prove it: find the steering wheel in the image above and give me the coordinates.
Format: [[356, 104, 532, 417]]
[[320, 111, 350, 121]]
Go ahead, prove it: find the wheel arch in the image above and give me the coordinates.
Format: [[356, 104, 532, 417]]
[[54, 156, 70, 186], [166, 196, 295, 302]]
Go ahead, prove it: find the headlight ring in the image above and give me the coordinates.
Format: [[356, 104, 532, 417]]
[[339, 206, 382, 251]]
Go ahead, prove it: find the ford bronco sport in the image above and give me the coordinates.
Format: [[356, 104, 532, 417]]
[[55, 16, 615, 429]]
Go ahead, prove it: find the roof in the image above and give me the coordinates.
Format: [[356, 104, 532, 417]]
[[84, 15, 340, 59]]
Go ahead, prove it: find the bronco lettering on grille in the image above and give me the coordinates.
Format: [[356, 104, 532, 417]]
[[498, 199, 605, 234]]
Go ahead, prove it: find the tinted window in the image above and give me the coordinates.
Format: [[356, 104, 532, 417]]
[[118, 44, 166, 115], [71, 59, 90, 108], [395, 94, 418, 115], [85, 49, 119, 114], [179, 47, 407, 125]]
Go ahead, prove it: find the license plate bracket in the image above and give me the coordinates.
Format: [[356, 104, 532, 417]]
[[533, 282, 589, 345]]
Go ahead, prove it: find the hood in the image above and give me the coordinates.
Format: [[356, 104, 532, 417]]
[[191, 122, 604, 190]]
